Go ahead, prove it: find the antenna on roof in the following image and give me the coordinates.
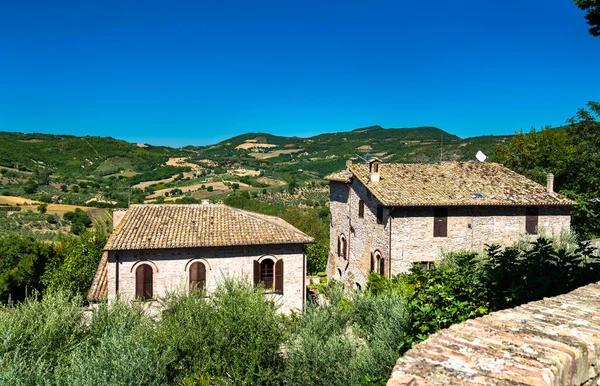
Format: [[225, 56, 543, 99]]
[[476, 150, 487, 162], [355, 154, 370, 163], [440, 134, 443, 163]]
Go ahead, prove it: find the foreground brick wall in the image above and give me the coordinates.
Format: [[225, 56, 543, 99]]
[[388, 282, 600, 385]]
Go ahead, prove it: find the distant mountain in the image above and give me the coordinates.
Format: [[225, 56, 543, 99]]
[[0, 126, 511, 180], [188, 126, 510, 177]]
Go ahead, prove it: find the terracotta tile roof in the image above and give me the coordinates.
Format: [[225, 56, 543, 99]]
[[105, 204, 314, 251], [87, 251, 108, 301], [324, 170, 353, 183], [343, 162, 575, 207]]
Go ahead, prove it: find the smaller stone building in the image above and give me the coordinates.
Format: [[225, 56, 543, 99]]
[[88, 204, 314, 314], [325, 160, 575, 288]]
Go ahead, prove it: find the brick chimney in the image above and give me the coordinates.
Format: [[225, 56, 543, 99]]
[[547, 173, 554, 193], [369, 158, 382, 183]]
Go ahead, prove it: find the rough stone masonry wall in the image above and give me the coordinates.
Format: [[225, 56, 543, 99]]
[[388, 282, 600, 386], [391, 205, 572, 265], [106, 244, 305, 314], [328, 180, 392, 288]]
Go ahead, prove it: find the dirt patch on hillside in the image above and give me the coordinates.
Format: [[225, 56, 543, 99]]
[[232, 169, 261, 177], [166, 157, 203, 171], [132, 175, 177, 190], [235, 143, 277, 150], [250, 149, 302, 159], [257, 177, 286, 186]]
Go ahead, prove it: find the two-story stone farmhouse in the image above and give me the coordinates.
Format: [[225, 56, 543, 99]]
[[88, 204, 314, 313], [325, 159, 575, 288]]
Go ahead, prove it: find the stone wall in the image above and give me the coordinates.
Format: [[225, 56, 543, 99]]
[[106, 244, 306, 314], [391, 205, 571, 265], [328, 180, 392, 288], [387, 281, 600, 385]]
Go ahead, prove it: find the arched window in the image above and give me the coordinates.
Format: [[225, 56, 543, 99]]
[[135, 264, 153, 300], [253, 258, 284, 294], [338, 234, 347, 260], [189, 261, 206, 290], [371, 250, 387, 277]]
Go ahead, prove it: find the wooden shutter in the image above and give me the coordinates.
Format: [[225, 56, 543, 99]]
[[370, 253, 375, 271], [358, 200, 365, 218], [526, 207, 538, 235], [434, 208, 448, 237], [337, 237, 341, 256], [376, 205, 383, 224], [135, 265, 144, 299], [275, 259, 284, 294], [379, 257, 385, 276], [253, 260, 260, 286]]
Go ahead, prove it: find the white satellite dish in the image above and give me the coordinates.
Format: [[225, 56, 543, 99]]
[[475, 150, 487, 162]]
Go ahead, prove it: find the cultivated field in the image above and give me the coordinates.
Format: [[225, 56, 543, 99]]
[[249, 149, 302, 159], [0, 196, 40, 205]]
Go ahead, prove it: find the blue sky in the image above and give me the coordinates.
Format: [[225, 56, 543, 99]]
[[0, 0, 598, 147]]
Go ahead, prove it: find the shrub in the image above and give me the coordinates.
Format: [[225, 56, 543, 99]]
[[158, 278, 285, 385]]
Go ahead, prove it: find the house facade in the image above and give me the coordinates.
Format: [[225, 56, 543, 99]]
[[88, 204, 314, 314], [325, 160, 575, 288]]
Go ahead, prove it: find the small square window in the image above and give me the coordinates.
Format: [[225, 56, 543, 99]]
[[376, 205, 384, 224], [358, 200, 364, 218]]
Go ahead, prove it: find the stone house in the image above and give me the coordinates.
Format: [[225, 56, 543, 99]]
[[325, 160, 575, 288], [88, 204, 314, 314]]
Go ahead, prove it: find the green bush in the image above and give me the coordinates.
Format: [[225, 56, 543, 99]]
[[158, 279, 285, 385]]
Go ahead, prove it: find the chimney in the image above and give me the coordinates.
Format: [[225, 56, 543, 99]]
[[547, 173, 554, 193], [112, 209, 127, 231], [345, 160, 352, 171], [369, 158, 381, 184]]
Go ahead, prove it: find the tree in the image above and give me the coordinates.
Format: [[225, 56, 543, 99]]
[[0, 235, 53, 302], [42, 231, 106, 295], [37, 203, 48, 214], [575, 0, 600, 36]]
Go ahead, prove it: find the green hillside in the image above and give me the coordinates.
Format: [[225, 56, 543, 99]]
[[0, 132, 182, 178]]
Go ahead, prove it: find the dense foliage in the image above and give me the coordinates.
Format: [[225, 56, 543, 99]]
[[0, 279, 407, 386], [368, 235, 600, 350], [575, 0, 600, 36], [0, 231, 105, 301], [492, 102, 600, 239]]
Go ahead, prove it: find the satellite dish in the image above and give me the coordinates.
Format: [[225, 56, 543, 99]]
[[476, 150, 487, 162]]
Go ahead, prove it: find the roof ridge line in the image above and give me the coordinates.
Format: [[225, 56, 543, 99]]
[[227, 206, 314, 242]]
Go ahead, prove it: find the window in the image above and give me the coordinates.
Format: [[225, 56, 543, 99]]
[[370, 251, 387, 277], [376, 205, 384, 224], [254, 258, 284, 294], [189, 261, 206, 290], [358, 200, 365, 218], [338, 234, 347, 260], [526, 207, 538, 235], [433, 208, 448, 237], [414, 261, 434, 271], [135, 264, 153, 300]]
